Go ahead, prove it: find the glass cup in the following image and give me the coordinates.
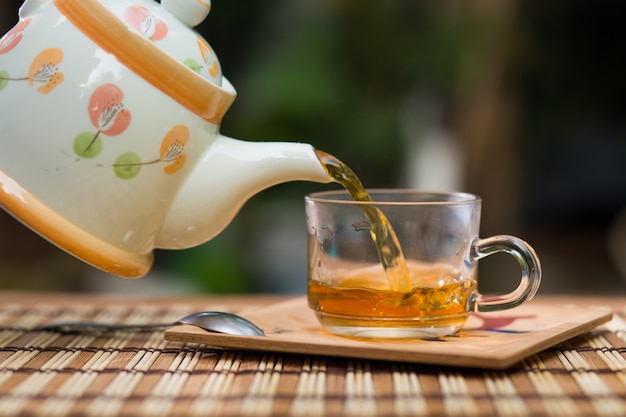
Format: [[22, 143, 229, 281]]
[[305, 189, 542, 339]]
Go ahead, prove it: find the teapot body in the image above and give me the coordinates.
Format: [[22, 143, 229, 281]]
[[0, 0, 330, 277]]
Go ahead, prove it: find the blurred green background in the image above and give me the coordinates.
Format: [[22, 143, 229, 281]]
[[1, 0, 625, 295]]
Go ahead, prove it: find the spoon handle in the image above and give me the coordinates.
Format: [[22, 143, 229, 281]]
[[36, 321, 173, 333]]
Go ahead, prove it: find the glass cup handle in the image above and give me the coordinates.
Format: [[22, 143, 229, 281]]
[[470, 235, 542, 312]]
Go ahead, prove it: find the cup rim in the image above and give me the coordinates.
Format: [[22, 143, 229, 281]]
[[305, 189, 481, 205]]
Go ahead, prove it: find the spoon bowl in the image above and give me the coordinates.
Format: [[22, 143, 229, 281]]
[[36, 311, 265, 336], [176, 311, 264, 336]]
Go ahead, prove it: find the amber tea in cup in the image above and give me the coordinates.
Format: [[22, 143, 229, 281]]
[[305, 190, 542, 339]]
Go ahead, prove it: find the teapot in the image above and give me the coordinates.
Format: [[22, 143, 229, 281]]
[[0, 0, 332, 278]]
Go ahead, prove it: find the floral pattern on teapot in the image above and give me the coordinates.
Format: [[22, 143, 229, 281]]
[[184, 37, 219, 79], [124, 5, 168, 41], [112, 125, 189, 179], [0, 10, 195, 181], [73, 84, 132, 159], [0, 18, 31, 55], [0, 47, 64, 94], [72, 84, 188, 179]]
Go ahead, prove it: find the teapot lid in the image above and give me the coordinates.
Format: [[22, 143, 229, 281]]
[[53, 0, 235, 124]]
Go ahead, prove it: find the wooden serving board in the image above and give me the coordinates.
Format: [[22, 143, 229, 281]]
[[165, 296, 612, 369]]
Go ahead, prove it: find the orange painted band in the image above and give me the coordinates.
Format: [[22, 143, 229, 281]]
[[0, 169, 153, 278], [53, 0, 235, 124]]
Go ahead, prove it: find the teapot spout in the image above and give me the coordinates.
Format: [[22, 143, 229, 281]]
[[156, 135, 331, 249]]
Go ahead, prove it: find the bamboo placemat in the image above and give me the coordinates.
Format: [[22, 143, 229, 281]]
[[0, 295, 625, 416]]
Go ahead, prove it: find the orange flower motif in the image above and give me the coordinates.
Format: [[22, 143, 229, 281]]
[[110, 125, 189, 179], [160, 125, 189, 174], [28, 47, 64, 94], [197, 37, 219, 77], [0, 19, 30, 55]]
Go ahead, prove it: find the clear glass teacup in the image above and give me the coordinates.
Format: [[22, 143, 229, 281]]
[[305, 190, 542, 339]]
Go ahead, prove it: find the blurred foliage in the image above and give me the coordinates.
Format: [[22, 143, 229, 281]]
[[204, 1, 495, 187]]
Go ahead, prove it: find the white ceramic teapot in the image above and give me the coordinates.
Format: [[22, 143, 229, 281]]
[[0, 0, 332, 277]]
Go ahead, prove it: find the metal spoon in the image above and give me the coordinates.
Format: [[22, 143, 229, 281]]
[[36, 311, 264, 336]]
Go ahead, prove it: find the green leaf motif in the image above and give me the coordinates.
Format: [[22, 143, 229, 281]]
[[0, 70, 9, 91], [73, 131, 103, 159], [184, 58, 202, 74], [113, 152, 142, 179]]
